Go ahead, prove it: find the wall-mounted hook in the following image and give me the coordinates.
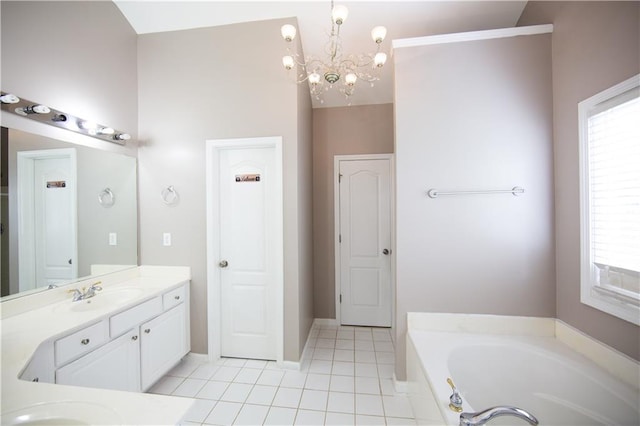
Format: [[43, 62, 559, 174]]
[[161, 185, 179, 206], [98, 188, 115, 207]]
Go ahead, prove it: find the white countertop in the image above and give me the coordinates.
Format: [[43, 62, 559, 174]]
[[0, 266, 195, 425]]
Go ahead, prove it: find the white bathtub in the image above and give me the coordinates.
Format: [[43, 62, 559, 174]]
[[406, 314, 640, 426]]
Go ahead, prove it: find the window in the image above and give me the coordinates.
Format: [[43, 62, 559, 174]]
[[579, 74, 640, 325]]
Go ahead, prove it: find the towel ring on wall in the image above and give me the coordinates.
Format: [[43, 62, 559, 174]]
[[98, 188, 115, 207], [161, 185, 179, 206]]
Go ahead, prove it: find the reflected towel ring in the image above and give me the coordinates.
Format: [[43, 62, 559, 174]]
[[98, 188, 115, 207], [161, 185, 179, 206]]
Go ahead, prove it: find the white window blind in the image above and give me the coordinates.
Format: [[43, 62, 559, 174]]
[[579, 74, 640, 325], [588, 93, 640, 274]]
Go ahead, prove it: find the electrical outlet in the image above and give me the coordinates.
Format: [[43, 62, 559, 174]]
[[109, 233, 117, 246], [163, 233, 172, 246]]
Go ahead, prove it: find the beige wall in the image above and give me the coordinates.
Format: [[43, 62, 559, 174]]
[[1, 1, 138, 154], [519, 1, 640, 360], [394, 32, 555, 379], [137, 18, 313, 361], [312, 104, 395, 319]]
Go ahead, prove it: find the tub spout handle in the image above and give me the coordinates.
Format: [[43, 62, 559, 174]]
[[447, 378, 463, 412], [459, 406, 538, 426]]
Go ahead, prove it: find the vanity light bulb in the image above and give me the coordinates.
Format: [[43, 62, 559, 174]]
[[79, 120, 98, 131], [0, 93, 20, 104], [32, 104, 50, 114], [99, 127, 115, 135], [114, 133, 131, 141]]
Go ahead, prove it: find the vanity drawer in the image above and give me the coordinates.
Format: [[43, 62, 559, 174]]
[[163, 286, 186, 310], [110, 297, 162, 338], [55, 320, 109, 367]]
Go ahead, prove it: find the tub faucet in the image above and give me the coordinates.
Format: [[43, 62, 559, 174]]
[[459, 406, 539, 426]]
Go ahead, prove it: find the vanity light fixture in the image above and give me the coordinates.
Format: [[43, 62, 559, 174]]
[[0, 91, 132, 145], [0, 93, 20, 104]]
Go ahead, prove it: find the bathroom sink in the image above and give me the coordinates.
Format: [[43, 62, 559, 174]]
[[53, 288, 145, 312], [1, 401, 122, 425]]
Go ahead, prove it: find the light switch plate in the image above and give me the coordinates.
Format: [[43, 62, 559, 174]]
[[109, 233, 117, 246], [163, 233, 171, 246]]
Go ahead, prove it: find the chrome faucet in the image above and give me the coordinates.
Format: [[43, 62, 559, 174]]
[[67, 281, 103, 302], [459, 406, 539, 426]]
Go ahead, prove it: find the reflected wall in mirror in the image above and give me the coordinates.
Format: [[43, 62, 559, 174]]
[[1, 127, 138, 299]]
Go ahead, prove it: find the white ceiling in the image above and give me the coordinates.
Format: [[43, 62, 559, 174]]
[[114, 1, 528, 108]]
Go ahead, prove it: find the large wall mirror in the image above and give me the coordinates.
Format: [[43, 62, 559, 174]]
[[1, 127, 137, 300]]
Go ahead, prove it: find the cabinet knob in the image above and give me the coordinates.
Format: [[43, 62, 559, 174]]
[[32, 377, 39, 382], [174, 295, 180, 300], [144, 328, 151, 334], [81, 338, 90, 345], [131, 335, 139, 341]]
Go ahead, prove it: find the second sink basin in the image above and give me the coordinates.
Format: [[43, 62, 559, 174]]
[[53, 288, 146, 312], [1, 401, 122, 425]]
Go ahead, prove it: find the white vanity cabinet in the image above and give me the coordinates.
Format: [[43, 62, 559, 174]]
[[56, 329, 141, 392], [46, 282, 190, 392], [19, 341, 54, 384]]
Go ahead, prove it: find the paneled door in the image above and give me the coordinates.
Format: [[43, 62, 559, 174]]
[[337, 157, 392, 327], [207, 138, 283, 361]]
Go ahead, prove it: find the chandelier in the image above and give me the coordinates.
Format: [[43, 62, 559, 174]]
[[280, 1, 388, 104]]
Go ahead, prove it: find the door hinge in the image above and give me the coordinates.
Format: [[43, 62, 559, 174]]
[[338, 173, 343, 183], [339, 294, 342, 303], [339, 234, 342, 243]]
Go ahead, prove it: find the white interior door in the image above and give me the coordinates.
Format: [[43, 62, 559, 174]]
[[338, 158, 392, 327], [34, 157, 74, 286], [217, 143, 280, 360]]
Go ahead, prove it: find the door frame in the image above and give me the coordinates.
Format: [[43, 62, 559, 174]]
[[205, 137, 284, 364], [17, 148, 78, 292], [334, 153, 395, 327]]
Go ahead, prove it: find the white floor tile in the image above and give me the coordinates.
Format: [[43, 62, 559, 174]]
[[329, 375, 354, 393], [319, 329, 338, 339], [305, 373, 331, 391], [355, 351, 376, 364], [355, 394, 384, 416], [281, 371, 308, 389], [173, 378, 208, 397], [332, 361, 355, 376], [334, 349, 354, 362], [377, 364, 394, 379], [382, 396, 414, 418], [244, 359, 268, 369], [264, 361, 280, 370], [273, 387, 303, 408], [211, 366, 241, 382], [246, 384, 278, 406], [375, 352, 395, 365], [233, 367, 262, 384], [223, 358, 247, 367], [204, 401, 241, 425], [182, 398, 216, 423], [355, 377, 380, 395], [355, 363, 378, 378], [308, 360, 333, 374], [315, 338, 336, 349], [233, 403, 269, 425], [167, 358, 202, 378], [220, 382, 252, 403], [354, 340, 375, 351], [294, 409, 325, 425], [312, 348, 334, 360], [355, 414, 386, 425], [336, 330, 354, 340], [264, 407, 297, 425], [189, 363, 220, 380], [327, 391, 355, 413], [325, 411, 355, 425], [148, 376, 183, 395], [299, 389, 328, 411], [197, 380, 230, 400], [335, 340, 355, 350], [374, 341, 394, 352], [379, 378, 396, 396], [257, 369, 285, 386], [385, 417, 416, 425]]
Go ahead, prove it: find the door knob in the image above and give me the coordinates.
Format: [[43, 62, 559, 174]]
[[219, 260, 229, 268], [382, 249, 390, 255]]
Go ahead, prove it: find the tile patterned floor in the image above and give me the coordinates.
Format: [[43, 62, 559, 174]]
[[147, 324, 416, 425]]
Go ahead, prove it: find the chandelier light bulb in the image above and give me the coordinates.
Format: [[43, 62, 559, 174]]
[[371, 26, 387, 44], [309, 73, 321, 85], [374, 52, 387, 68], [282, 55, 295, 70], [345, 73, 357, 86], [281, 24, 297, 42], [332, 5, 349, 25]]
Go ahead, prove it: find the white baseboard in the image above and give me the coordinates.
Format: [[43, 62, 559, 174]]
[[280, 360, 301, 370], [393, 373, 408, 394], [185, 352, 210, 363], [313, 318, 339, 327]]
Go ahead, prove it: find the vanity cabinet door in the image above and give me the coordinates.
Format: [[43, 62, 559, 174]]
[[140, 303, 187, 391], [56, 329, 141, 392]]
